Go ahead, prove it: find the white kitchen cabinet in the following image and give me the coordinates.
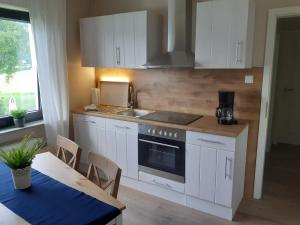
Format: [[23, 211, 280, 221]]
[[73, 114, 106, 168], [195, 0, 255, 69], [185, 128, 248, 220], [80, 10, 161, 68]]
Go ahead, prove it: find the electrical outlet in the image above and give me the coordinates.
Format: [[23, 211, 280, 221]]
[[245, 75, 254, 84]]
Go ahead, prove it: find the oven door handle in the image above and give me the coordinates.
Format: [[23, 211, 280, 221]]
[[138, 139, 180, 149]]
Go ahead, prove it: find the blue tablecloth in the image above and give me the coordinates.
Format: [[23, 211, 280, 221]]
[[0, 163, 121, 225]]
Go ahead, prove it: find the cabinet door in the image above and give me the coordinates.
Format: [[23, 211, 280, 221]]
[[195, 1, 212, 68], [105, 129, 117, 162], [113, 14, 125, 67], [127, 131, 138, 179], [228, 0, 250, 68], [134, 11, 147, 68], [103, 15, 115, 67], [93, 17, 105, 66], [211, 0, 231, 68], [122, 13, 135, 68], [97, 128, 106, 157], [215, 150, 234, 207], [80, 18, 96, 67], [199, 146, 217, 202], [77, 120, 98, 165], [185, 144, 201, 197], [116, 127, 128, 176]]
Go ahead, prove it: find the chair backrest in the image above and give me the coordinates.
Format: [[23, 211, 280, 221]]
[[86, 152, 122, 199], [56, 135, 81, 170]]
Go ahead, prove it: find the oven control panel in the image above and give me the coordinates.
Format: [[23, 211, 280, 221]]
[[139, 124, 186, 142]]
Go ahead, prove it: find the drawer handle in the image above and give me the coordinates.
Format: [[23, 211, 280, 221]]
[[197, 138, 225, 145], [152, 179, 173, 190]]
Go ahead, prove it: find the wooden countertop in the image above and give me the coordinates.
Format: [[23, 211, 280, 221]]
[[73, 108, 248, 137]]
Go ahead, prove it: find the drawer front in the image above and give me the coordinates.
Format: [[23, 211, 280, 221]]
[[106, 119, 138, 133], [139, 171, 185, 193], [186, 131, 235, 151], [73, 114, 105, 128]]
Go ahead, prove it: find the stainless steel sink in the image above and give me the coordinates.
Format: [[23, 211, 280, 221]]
[[116, 109, 154, 118]]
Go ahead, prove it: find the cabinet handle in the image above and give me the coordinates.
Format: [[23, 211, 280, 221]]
[[152, 179, 173, 190], [115, 125, 125, 129], [225, 157, 233, 180], [83, 120, 96, 124], [197, 138, 225, 145], [236, 41, 242, 63], [116, 47, 121, 65]]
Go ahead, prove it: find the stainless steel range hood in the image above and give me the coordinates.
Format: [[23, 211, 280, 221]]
[[143, 0, 194, 68]]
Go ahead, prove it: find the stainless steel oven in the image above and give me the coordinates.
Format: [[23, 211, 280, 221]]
[[138, 124, 185, 183]]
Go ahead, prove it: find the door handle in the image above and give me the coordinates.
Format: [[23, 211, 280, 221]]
[[225, 157, 233, 180], [116, 47, 120, 65], [83, 120, 96, 124], [236, 41, 243, 63]]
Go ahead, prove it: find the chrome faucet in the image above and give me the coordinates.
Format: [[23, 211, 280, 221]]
[[128, 84, 135, 109]]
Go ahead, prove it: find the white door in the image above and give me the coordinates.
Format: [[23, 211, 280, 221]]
[[228, 0, 248, 68], [80, 18, 96, 67], [116, 127, 128, 176], [195, 1, 212, 68], [77, 120, 98, 165], [105, 129, 117, 162], [215, 150, 234, 207], [199, 146, 217, 202], [211, 0, 231, 68], [122, 13, 135, 68], [185, 144, 201, 197], [134, 11, 147, 68], [97, 128, 106, 157], [103, 15, 115, 67], [126, 131, 138, 179], [94, 16, 106, 66], [113, 14, 125, 67]]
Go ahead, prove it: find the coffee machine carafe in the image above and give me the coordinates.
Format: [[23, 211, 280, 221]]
[[216, 91, 237, 125]]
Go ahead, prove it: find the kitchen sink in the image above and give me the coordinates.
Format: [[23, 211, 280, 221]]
[[116, 109, 154, 118]]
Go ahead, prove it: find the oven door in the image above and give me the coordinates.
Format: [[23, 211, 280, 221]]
[[138, 134, 185, 183]]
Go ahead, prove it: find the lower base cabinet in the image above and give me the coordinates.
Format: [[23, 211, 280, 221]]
[[185, 128, 248, 219], [73, 113, 248, 220]]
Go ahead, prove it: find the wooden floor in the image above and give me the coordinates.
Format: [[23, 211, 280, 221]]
[[118, 143, 300, 225]]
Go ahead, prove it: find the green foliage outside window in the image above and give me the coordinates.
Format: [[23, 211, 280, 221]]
[[0, 19, 32, 82]]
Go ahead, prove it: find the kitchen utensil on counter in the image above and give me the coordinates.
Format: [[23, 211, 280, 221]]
[[91, 88, 101, 106], [100, 81, 129, 107]]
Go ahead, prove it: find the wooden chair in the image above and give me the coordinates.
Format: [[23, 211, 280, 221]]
[[86, 152, 122, 199], [56, 135, 81, 170]]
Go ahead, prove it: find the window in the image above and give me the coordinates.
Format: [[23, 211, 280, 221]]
[[0, 8, 42, 129]]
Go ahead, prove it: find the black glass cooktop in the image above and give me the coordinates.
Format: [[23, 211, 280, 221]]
[[141, 111, 202, 125]]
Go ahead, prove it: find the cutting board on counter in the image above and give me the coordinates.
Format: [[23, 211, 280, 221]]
[[100, 81, 129, 107]]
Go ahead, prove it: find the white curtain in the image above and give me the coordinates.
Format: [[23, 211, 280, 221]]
[[28, 0, 69, 145]]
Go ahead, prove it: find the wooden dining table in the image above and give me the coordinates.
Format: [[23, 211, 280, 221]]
[[0, 152, 125, 225]]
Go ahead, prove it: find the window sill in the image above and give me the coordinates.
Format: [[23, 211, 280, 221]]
[[0, 120, 44, 136]]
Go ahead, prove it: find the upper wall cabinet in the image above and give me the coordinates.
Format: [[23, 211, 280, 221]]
[[80, 11, 161, 69], [195, 0, 255, 69]]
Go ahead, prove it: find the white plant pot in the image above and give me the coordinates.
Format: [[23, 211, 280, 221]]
[[11, 166, 32, 189]]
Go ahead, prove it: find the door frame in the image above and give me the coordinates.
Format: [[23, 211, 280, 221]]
[[254, 6, 300, 199]]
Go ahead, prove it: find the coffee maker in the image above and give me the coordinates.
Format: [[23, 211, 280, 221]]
[[216, 91, 237, 125]]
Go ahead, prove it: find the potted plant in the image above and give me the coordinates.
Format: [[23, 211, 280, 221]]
[[0, 136, 45, 189], [10, 109, 27, 127]]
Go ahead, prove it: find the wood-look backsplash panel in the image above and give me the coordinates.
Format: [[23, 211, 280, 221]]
[[96, 67, 263, 198], [96, 68, 262, 119]]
